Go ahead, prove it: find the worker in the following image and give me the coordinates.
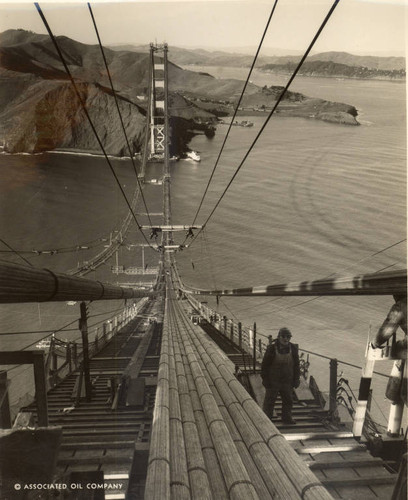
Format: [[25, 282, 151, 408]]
[[373, 294, 407, 405], [261, 327, 300, 424]]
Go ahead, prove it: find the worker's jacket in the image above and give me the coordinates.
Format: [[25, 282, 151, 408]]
[[261, 341, 300, 388]]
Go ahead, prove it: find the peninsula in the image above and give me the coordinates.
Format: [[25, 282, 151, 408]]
[[0, 30, 359, 156]]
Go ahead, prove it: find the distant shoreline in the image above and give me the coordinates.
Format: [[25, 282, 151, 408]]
[[183, 64, 406, 83], [0, 149, 139, 160]]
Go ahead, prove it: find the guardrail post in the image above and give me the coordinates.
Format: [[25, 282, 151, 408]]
[[66, 343, 72, 373], [52, 351, 58, 372], [32, 351, 49, 427], [0, 371, 11, 428], [253, 322, 257, 373], [329, 358, 338, 415], [223, 316, 227, 336], [230, 322, 234, 342], [72, 342, 78, 369], [79, 302, 92, 402], [238, 323, 242, 349], [387, 360, 405, 436]]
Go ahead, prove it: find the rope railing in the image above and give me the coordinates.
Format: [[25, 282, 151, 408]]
[[182, 291, 395, 432], [67, 187, 143, 276], [2, 298, 149, 423]]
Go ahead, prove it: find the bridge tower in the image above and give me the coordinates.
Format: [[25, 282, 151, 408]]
[[148, 43, 169, 161]]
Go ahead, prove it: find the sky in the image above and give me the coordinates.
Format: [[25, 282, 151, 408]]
[[0, 0, 406, 56]]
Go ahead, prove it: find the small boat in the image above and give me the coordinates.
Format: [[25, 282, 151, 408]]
[[185, 151, 201, 162], [220, 120, 254, 127]]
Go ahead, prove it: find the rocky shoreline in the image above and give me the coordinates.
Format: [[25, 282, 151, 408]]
[[0, 30, 361, 156]]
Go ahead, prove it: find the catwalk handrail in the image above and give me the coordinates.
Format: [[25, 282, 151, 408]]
[[184, 291, 391, 380]]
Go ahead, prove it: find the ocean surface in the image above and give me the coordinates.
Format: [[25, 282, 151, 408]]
[[0, 70, 406, 423]]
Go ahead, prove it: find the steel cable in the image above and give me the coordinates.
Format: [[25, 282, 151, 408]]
[[188, 0, 279, 232], [87, 2, 153, 228], [186, 0, 341, 249], [34, 3, 157, 252]]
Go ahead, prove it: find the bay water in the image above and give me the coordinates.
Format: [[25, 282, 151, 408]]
[[0, 70, 406, 422]]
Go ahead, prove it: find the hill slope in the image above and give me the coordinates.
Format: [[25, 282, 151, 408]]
[[110, 43, 405, 74], [0, 30, 360, 155]]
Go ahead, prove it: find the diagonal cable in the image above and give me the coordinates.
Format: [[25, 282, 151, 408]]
[[87, 2, 153, 228], [190, 0, 279, 229], [35, 2, 156, 251], [187, 0, 340, 250], [0, 238, 33, 267]]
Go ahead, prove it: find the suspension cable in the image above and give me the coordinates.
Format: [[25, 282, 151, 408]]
[[34, 3, 156, 252], [0, 238, 33, 267], [0, 235, 109, 256], [186, 0, 340, 249], [202, 238, 407, 315], [188, 0, 279, 230], [87, 2, 153, 228]]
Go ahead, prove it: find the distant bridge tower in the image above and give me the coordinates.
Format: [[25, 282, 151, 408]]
[[148, 43, 169, 161]]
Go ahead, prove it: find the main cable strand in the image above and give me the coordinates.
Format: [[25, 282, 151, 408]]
[[189, 0, 279, 230], [187, 0, 340, 249], [87, 2, 153, 228], [34, 3, 156, 251]]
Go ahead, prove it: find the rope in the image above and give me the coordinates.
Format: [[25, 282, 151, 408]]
[[87, 2, 153, 228], [0, 238, 33, 267], [0, 234, 114, 257], [186, 0, 341, 249], [188, 0, 279, 231], [34, 3, 156, 252]]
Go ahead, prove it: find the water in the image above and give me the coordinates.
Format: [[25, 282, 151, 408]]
[[0, 72, 406, 422]]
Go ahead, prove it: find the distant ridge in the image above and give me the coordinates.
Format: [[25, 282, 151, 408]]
[[0, 29, 361, 155], [108, 43, 405, 73]]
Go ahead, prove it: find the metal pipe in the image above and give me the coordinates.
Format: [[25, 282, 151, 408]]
[[0, 261, 153, 304], [183, 269, 407, 297]]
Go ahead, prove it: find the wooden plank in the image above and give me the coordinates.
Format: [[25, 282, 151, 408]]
[[59, 455, 133, 465], [322, 467, 359, 480], [334, 485, 378, 499], [283, 431, 354, 441], [124, 324, 154, 379], [297, 445, 366, 454], [294, 378, 315, 401], [308, 458, 389, 470], [60, 441, 135, 450], [246, 374, 264, 405], [321, 476, 397, 487], [126, 378, 146, 407]]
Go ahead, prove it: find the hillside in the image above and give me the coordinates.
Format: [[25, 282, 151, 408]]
[[259, 60, 405, 80], [0, 30, 359, 155], [110, 43, 405, 74]]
